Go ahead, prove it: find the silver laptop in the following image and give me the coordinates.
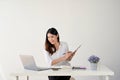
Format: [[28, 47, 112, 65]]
[[19, 55, 51, 71]]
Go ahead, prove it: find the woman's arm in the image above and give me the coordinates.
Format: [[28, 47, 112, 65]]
[[67, 52, 75, 61], [51, 52, 73, 65], [51, 56, 65, 65]]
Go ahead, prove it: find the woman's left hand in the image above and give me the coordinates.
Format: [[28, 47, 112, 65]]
[[67, 51, 75, 61]]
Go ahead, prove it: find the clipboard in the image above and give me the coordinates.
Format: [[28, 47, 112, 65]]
[[63, 44, 82, 55], [73, 44, 82, 54]]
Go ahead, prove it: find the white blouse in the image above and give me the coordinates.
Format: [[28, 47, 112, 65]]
[[43, 42, 70, 67]]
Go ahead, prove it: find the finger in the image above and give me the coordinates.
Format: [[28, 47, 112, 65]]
[[68, 51, 72, 53]]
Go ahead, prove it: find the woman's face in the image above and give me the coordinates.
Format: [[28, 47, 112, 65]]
[[47, 33, 58, 45]]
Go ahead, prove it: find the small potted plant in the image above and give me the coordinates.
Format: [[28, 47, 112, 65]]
[[88, 55, 100, 70]]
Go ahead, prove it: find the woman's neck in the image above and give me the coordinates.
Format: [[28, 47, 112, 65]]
[[54, 42, 60, 50]]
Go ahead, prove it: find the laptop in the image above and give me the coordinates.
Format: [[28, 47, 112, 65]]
[[19, 55, 51, 71]]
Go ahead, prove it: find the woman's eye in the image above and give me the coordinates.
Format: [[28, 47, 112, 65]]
[[51, 36, 54, 38]]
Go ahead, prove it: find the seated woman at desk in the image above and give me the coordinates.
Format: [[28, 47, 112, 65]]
[[44, 27, 75, 80]]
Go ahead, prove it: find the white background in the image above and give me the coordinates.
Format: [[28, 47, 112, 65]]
[[0, 0, 120, 80]]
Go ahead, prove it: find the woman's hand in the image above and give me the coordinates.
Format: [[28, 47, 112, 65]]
[[64, 51, 74, 61], [67, 51, 75, 61]]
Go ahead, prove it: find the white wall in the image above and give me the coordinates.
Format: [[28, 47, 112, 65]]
[[0, 0, 120, 80]]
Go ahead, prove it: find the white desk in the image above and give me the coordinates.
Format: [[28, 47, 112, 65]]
[[10, 65, 114, 80]]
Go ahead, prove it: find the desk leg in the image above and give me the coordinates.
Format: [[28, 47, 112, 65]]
[[16, 76, 19, 80], [27, 76, 29, 80], [105, 76, 109, 80]]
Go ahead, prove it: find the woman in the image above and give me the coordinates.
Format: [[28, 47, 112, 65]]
[[44, 27, 75, 80]]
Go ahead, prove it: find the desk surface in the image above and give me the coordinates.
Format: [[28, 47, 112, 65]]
[[11, 65, 114, 76]]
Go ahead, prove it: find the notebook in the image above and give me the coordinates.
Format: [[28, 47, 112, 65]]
[[19, 55, 51, 71]]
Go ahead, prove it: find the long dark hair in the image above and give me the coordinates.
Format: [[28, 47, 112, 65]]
[[45, 28, 60, 55]]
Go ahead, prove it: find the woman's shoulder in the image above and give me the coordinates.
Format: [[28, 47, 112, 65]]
[[60, 41, 68, 46]]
